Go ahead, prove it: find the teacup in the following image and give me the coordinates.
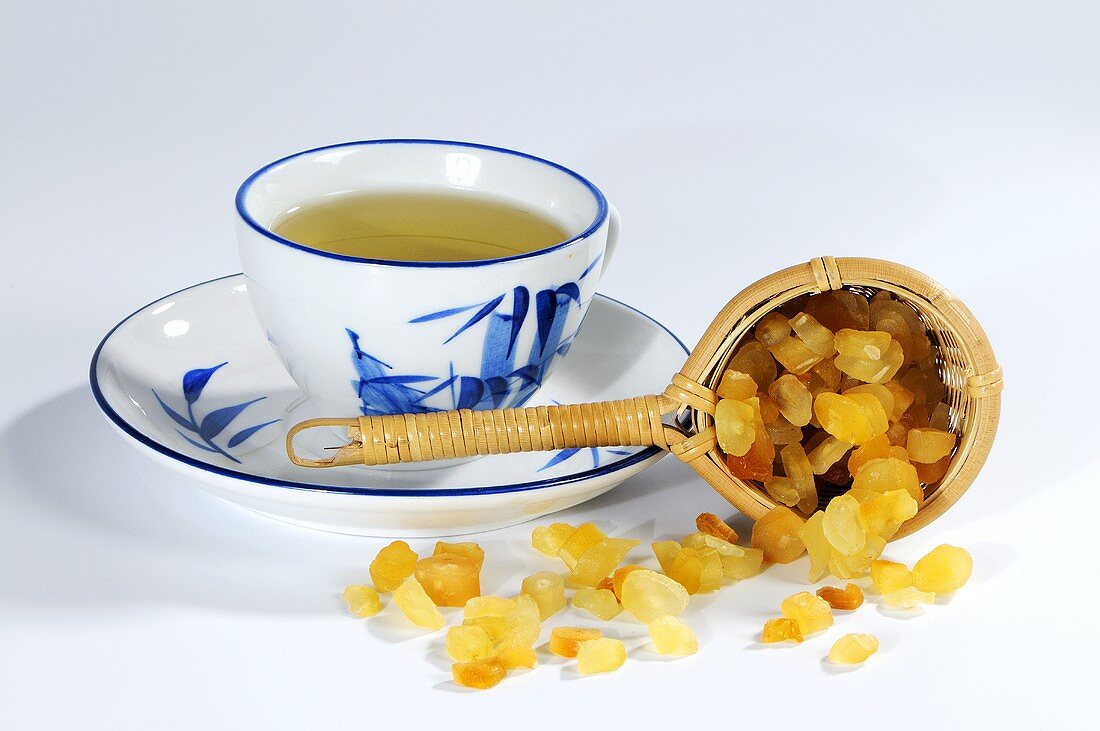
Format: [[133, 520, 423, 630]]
[[235, 139, 618, 432]]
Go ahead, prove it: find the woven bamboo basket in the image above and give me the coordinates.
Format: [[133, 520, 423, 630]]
[[287, 256, 1002, 539]]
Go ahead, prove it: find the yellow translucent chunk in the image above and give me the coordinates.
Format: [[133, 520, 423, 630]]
[[847, 434, 893, 478], [558, 522, 607, 570], [817, 583, 864, 610], [393, 577, 445, 631], [433, 541, 485, 571], [882, 585, 935, 608], [807, 435, 854, 475], [414, 553, 481, 607], [521, 571, 566, 620], [812, 357, 844, 391], [823, 494, 867, 556], [696, 512, 739, 543], [494, 638, 537, 669], [769, 336, 824, 375], [716, 369, 758, 401], [612, 565, 647, 599], [835, 329, 892, 360], [780, 442, 818, 514], [929, 401, 951, 431], [548, 626, 602, 658], [852, 456, 923, 506], [780, 591, 834, 635], [912, 544, 973, 593], [906, 428, 957, 464], [829, 533, 886, 579], [576, 637, 626, 674], [681, 532, 738, 556], [648, 615, 699, 655], [722, 547, 764, 580], [883, 380, 915, 422], [860, 489, 918, 539], [451, 657, 507, 690], [619, 569, 690, 623], [843, 383, 894, 420], [369, 540, 418, 592], [715, 398, 757, 458], [652, 540, 681, 574], [799, 511, 830, 583], [570, 537, 641, 587], [504, 594, 542, 647], [342, 585, 382, 618], [871, 559, 914, 594], [848, 393, 889, 439], [668, 546, 722, 595], [754, 311, 791, 347], [828, 633, 879, 664], [446, 625, 494, 662], [769, 373, 813, 427], [790, 311, 835, 356], [835, 340, 904, 384], [532, 522, 575, 557], [572, 587, 622, 621], [766, 417, 803, 446], [764, 476, 799, 507], [750, 506, 806, 564], [463, 595, 515, 621], [761, 617, 803, 643], [463, 616, 507, 643], [728, 341, 778, 390], [814, 393, 875, 445]]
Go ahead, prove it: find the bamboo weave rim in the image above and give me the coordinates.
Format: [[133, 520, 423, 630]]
[[287, 256, 1003, 539]]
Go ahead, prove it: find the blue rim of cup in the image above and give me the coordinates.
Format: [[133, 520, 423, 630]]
[[88, 274, 689, 497], [235, 139, 610, 268]]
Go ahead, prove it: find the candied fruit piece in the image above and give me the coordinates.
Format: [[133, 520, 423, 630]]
[[532, 522, 575, 557], [871, 559, 914, 594], [652, 541, 681, 575], [780, 442, 818, 514], [505, 594, 542, 647], [716, 369, 759, 401], [619, 569, 690, 623], [722, 546, 764, 580], [558, 522, 607, 570], [780, 591, 834, 635], [883, 586, 935, 608], [830, 533, 886, 579], [804, 290, 870, 332], [611, 565, 646, 599], [844, 383, 894, 422], [853, 456, 923, 505], [570, 537, 640, 587], [648, 615, 698, 655], [755, 311, 791, 347], [446, 625, 494, 662], [668, 546, 722, 594], [724, 399, 775, 481], [848, 393, 889, 438], [860, 488, 918, 539], [369, 540, 418, 592], [728, 341, 778, 390], [848, 434, 893, 477], [769, 374, 813, 427], [836, 340, 904, 384], [789, 312, 835, 356], [766, 417, 803, 445], [696, 512, 738, 543], [751, 506, 806, 564], [812, 357, 843, 391], [769, 336, 824, 375], [823, 494, 868, 556], [494, 638, 537, 669], [549, 626, 602, 658], [414, 553, 481, 607], [814, 393, 875, 445], [799, 511, 830, 583], [757, 394, 781, 424], [764, 476, 799, 507], [434, 541, 485, 570], [463, 616, 507, 643], [914, 455, 951, 484], [572, 587, 622, 621], [828, 633, 878, 665], [883, 380, 915, 422], [929, 401, 951, 431], [576, 637, 626, 674], [452, 657, 507, 690], [912, 544, 972, 593], [761, 617, 804, 644], [596, 577, 615, 592], [835, 329, 892, 360], [521, 571, 566, 620], [393, 577, 445, 631], [817, 583, 864, 610], [342, 585, 382, 618], [463, 595, 514, 621], [906, 428, 957, 464], [715, 398, 757, 457], [807, 435, 854, 475]]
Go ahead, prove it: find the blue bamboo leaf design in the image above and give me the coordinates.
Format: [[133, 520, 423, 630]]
[[555, 282, 580, 304], [199, 397, 266, 440], [367, 375, 436, 385], [153, 390, 198, 432], [182, 362, 227, 403], [408, 303, 483, 323], [534, 289, 558, 357], [484, 376, 510, 409], [507, 286, 529, 358], [176, 430, 221, 454], [578, 253, 603, 280], [442, 294, 506, 345], [413, 374, 458, 405], [227, 419, 280, 448], [456, 377, 485, 410], [539, 448, 580, 471]]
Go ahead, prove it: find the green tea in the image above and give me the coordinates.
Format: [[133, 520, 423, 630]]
[[272, 191, 570, 262]]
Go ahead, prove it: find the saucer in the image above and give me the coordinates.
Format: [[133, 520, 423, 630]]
[[90, 274, 688, 537]]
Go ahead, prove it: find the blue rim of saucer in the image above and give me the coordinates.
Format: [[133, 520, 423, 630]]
[[89, 275, 689, 497], [235, 139, 609, 268]]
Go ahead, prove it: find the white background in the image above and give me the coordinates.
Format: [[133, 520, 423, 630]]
[[2, 1, 1096, 728]]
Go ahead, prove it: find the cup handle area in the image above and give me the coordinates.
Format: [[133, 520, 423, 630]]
[[601, 203, 620, 277]]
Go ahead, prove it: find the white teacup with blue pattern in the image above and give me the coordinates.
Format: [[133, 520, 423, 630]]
[[235, 139, 618, 450]]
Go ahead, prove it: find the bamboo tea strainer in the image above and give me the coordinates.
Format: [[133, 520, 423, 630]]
[[286, 257, 1002, 539]]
